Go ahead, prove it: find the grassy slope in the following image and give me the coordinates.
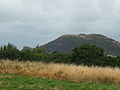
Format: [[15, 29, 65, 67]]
[[0, 74, 120, 90]]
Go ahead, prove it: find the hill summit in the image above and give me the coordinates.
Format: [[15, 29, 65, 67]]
[[43, 34, 120, 55]]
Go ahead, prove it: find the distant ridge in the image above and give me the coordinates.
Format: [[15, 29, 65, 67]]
[[43, 34, 120, 55]]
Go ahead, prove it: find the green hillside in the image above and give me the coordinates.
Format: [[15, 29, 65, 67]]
[[43, 34, 120, 55], [0, 74, 120, 90]]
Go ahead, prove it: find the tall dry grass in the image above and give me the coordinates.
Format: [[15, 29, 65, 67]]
[[0, 60, 120, 85]]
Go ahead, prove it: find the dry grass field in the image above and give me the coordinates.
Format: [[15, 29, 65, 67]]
[[0, 60, 120, 85]]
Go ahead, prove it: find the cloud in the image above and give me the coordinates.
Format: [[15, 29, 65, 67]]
[[0, 0, 120, 48]]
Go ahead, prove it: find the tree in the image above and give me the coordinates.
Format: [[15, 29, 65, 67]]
[[0, 43, 20, 59], [72, 44, 104, 65], [20, 47, 33, 60], [33, 45, 46, 54]]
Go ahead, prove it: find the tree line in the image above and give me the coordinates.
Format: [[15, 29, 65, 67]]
[[0, 43, 120, 67]]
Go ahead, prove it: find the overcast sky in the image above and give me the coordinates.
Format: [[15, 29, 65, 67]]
[[0, 0, 120, 49]]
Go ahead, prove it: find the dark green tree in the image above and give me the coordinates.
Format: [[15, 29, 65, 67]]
[[0, 43, 20, 60], [20, 47, 33, 61], [72, 44, 104, 65]]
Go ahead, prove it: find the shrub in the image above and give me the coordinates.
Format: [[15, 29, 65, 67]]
[[72, 44, 104, 65]]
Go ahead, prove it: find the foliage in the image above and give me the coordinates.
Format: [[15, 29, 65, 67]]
[[0, 43, 20, 60], [0, 43, 120, 68], [72, 44, 104, 65]]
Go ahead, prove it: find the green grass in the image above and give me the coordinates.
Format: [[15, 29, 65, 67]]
[[0, 74, 120, 90]]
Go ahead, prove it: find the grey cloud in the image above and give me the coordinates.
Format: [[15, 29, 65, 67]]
[[0, 0, 120, 48]]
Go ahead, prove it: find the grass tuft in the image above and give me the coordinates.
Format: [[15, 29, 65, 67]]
[[0, 60, 120, 85]]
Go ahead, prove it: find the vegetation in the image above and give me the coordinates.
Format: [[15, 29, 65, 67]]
[[0, 74, 120, 90], [1, 60, 120, 85], [0, 43, 120, 68], [0, 43, 21, 60], [71, 45, 120, 67], [1, 35, 120, 89], [72, 44, 104, 65]]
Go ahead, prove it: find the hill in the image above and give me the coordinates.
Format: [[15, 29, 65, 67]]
[[43, 34, 120, 55]]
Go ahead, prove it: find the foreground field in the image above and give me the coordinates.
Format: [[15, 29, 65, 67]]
[[0, 60, 120, 85], [0, 74, 120, 90]]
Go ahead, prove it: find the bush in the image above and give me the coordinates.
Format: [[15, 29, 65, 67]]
[[72, 44, 104, 65]]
